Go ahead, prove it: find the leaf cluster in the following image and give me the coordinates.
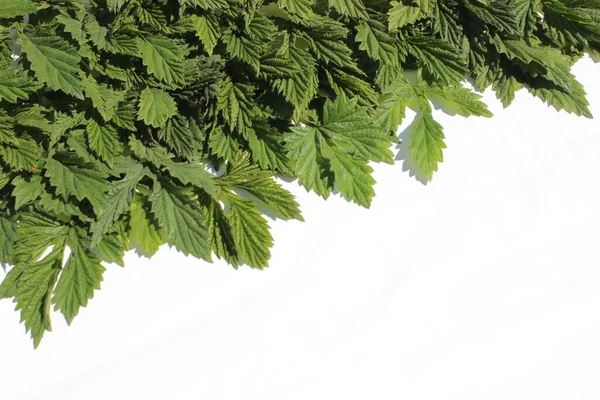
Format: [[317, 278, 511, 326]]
[[0, 0, 597, 347]]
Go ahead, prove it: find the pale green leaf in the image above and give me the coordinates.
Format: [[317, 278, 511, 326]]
[[225, 193, 273, 269], [425, 85, 493, 117], [407, 109, 446, 182], [137, 87, 178, 128], [129, 196, 163, 258], [0, 0, 37, 18]]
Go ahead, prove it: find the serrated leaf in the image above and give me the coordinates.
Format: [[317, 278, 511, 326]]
[[0, 60, 40, 103], [137, 36, 187, 85], [205, 199, 238, 266], [375, 79, 416, 133], [159, 116, 196, 159], [407, 109, 446, 182], [91, 164, 145, 246], [322, 141, 376, 207], [150, 182, 211, 261], [45, 157, 108, 215], [236, 177, 303, 221], [286, 127, 332, 199], [195, 14, 220, 55], [82, 76, 125, 121], [18, 30, 83, 99], [53, 230, 105, 325], [129, 196, 163, 258], [12, 175, 45, 209], [388, 1, 423, 31], [318, 94, 394, 164], [222, 29, 261, 71], [87, 119, 123, 164], [137, 87, 178, 128], [0, 139, 42, 170], [164, 161, 219, 199], [247, 124, 293, 174], [0, 0, 37, 18], [278, 0, 314, 18], [529, 81, 593, 118], [355, 19, 399, 66], [425, 85, 493, 117], [492, 74, 522, 108], [328, 0, 368, 19], [408, 36, 467, 84], [94, 233, 126, 267], [15, 246, 63, 348], [217, 78, 256, 136], [225, 193, 273, 269], [0, 216, 16, 266]]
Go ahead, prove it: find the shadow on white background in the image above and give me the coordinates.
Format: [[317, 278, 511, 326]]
[[1, 58, 600, 400]]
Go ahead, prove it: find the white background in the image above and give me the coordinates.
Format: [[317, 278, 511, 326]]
[[1, 58, 600, 399]]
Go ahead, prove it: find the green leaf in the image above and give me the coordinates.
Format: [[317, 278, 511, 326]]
[[45, 157, 108, 215], [492, 74, 522, 108], [0, 60, 40, 103], [321, 141, 376, 207], [407, 109, 446, 182], [317, 94, 395, 164], [18, 29, 83, 99], [159, 116, 196, 159], [271, 45, 319, 113], [87, 119, 123, 164], [235, 177, 302, 221], [217, 78, 256, 136], [82, 76, 125, 122], [355, 19, 399, 66], [407, 36, 467, 84], [529, 81, 593, 118], [195, 14, 220, 55], [137, 36, 187, 85], [463, 0, 519, 34], [278, 0, 314, 18], [0, 139, 42, 170], [375, 79, 416, 133], [53, 230, 106, 325], [247, 123, 293, 174], [0, 0, 37, 18], [11, 175, 45, 209], [328, 0, 368, 19], [424, 85, 493, 117], [204, 199, 238, 266], [222, 29, 261, 71], [137, 87, 178, 128], [150, 182, 211, 261], [0, 263, 20, 299], [129, 196, 163, 258], [90, 164, 146, 246], [15, 246, 63, 348], [164, 161, 219, 199], [225, 193, 273, 269], [0, 216, 16, 266], [285, 127, 332, 199], [388, 1, 424, 31], [94, 233, 126, 267]]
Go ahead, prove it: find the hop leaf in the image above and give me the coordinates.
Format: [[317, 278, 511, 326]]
[[138, 87, 178, 128], [18, 29, 83, 99]]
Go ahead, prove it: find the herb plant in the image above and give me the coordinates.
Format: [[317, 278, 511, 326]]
[[0, 0, 598, 347]]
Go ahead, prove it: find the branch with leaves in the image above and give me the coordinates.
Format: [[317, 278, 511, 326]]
[[0, 0, 598, 347]]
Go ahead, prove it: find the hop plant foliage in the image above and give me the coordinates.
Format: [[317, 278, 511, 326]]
[[0, 0, 598, 347]]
